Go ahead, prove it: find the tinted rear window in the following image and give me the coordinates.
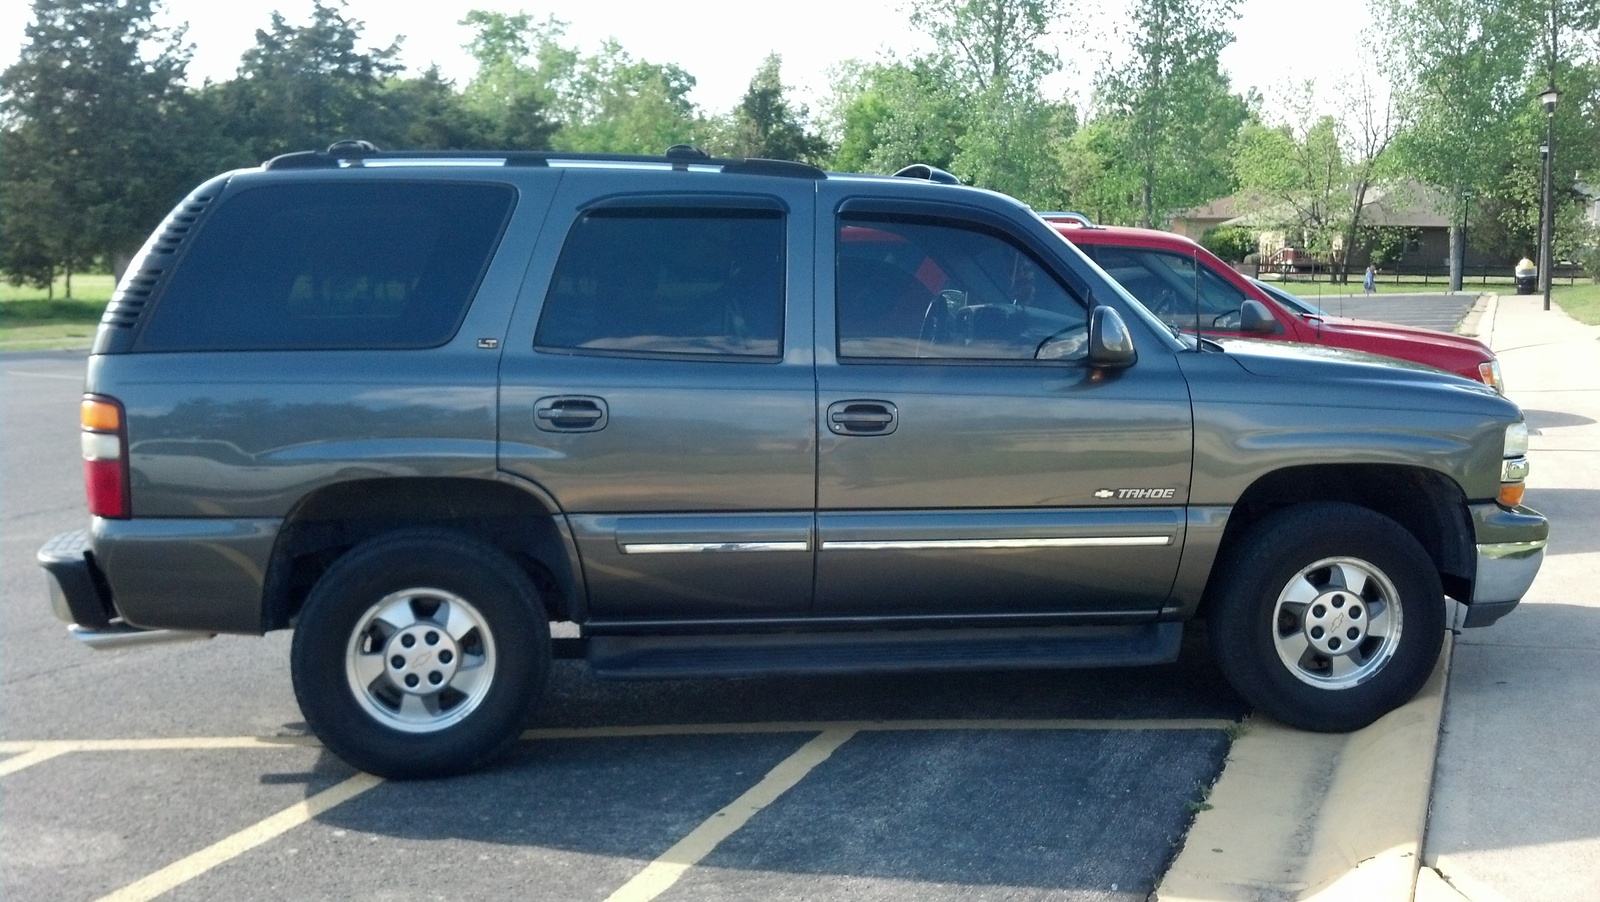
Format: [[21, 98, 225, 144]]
[[534, 209, 784, 358], [136, 181, 515, 351]]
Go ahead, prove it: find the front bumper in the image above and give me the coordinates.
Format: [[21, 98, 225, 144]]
[[1464, 503, 1549, 627]]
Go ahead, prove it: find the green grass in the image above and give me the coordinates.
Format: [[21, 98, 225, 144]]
[[1, 274, 114, 349], [1551, 282, 1600, 325]]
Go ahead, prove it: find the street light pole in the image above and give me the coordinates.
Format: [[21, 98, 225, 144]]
[[1539, 86, 1559, 312], [1461, 188, 1472, 288]]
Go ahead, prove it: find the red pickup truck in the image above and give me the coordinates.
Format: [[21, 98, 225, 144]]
[[1046, 216, 1503, 391]]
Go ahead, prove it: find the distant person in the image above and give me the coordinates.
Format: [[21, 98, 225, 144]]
[[1363, 264, 1376, 295]]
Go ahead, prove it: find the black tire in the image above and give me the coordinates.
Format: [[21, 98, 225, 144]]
[[290, 529, 550, 779], [1206, 502, 1444, 732]]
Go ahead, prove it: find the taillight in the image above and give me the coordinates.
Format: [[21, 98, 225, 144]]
[[81, 395, 130, 518]]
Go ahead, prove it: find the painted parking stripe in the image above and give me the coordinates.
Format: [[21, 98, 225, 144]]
[[93, 772, 383, 902], [0, 719, 1234, 776], [603, 728, 856, 902], [0, 736, 319, 773], [0, 747, 72, 776]]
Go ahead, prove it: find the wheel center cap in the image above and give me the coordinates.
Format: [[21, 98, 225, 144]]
[[382, 624, 462, 695], [1304, 592, 1367, 657]]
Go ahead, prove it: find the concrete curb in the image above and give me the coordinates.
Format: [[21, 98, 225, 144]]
[[1155, 634, 1452, 902]]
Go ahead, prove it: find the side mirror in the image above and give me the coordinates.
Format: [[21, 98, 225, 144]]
[[1240, 299, 1283, 335], [1088, 306, 1137, 369]]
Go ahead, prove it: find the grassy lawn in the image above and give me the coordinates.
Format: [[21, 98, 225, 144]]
[[1549, 282, 1600, 326], [1, 274, 114, 349]]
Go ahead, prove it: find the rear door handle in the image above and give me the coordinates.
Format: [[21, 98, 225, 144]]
[[827, 400, 897, 436], [535, 396, 608, 433]]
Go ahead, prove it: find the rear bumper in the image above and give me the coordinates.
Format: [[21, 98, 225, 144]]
[[38, 529, 214, 649]]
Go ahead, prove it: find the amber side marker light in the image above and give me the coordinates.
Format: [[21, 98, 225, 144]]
[[1499, 483, 1526, 507]]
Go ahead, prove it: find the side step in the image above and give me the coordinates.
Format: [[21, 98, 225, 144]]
[[586, 623, 1182, 679]]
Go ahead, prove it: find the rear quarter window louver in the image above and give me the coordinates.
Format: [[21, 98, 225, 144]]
[[94, 175, 231, 354]]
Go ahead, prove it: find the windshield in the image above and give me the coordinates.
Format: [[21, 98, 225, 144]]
[[1252, 279, 1328, 316]]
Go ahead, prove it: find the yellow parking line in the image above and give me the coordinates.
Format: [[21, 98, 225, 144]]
[[0, 719, 1233, 775], [0, 736, 318, 753], [0, 735, 319, 772], [603, 728, 856, 902], [94, 772, 383, 902], [0, 747, 72, 776]]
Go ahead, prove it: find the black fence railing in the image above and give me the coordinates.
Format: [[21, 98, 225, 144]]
[[1247, 263, 1587, 286]]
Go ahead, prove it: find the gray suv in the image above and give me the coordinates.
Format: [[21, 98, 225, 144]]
[[39, 144, 1548, 779]]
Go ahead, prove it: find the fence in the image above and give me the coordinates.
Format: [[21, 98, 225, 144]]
[[1244, 262, 1588, 287]]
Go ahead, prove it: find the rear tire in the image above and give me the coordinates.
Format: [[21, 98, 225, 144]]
[[1207, 503, 1444, 732], [290, 529, 550, 778]]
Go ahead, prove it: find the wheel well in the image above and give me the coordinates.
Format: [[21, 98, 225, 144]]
[[1204, 464, 1475, 614], [262, 477, 577, 630]]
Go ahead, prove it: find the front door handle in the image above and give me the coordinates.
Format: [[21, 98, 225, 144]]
[[827, 400, 897, 436], [535, 396, 608, 433]]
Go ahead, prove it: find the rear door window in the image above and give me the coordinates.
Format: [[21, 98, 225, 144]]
[[535, 209, 784, 359], [137, 181, 516, 351]]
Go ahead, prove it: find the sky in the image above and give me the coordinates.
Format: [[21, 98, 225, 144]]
[[1, 0, 1378, 121]]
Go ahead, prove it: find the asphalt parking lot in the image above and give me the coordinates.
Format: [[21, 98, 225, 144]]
[[3, 349, 1246, 902]]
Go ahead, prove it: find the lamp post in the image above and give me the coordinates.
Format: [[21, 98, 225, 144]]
[[1539, 85, 1559, 311], [1461, 188, 1472, 289]]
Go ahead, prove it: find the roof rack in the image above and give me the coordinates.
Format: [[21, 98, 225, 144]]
[[1038, 211, 1097, 227], [262, 141, 828, 180]]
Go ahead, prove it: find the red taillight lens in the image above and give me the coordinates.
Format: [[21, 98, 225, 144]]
[[81, 394, 129, 518], [85, 458, 128, 518]]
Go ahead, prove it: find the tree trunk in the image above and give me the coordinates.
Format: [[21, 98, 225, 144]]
[[1448, 225, 1462, 292]]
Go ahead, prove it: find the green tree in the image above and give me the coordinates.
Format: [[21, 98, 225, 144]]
[[828, 0, 1078, 205], [717, 54, 829, 162], [1200, 225, 1257, 262], [218, 0, 403, 160], [1093, 0, 1248, 226], [553, 40, 703, 153], [908, 0, 1064, 91], [1231, 91, 1351, 265], [826, 59, 968, 174], [1, 0, 194, 292], [1374, 0, 1598, 281], [458, 11, 564, 149]]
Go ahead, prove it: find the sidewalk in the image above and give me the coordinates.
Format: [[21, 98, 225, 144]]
[[1421, 293, 1600, 901]]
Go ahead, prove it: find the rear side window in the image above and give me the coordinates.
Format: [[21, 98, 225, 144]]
[[535, 209, 784, 358], [137, 182, 515, 351]]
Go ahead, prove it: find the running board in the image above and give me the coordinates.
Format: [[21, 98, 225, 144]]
[[586, 622, 1181, 679]]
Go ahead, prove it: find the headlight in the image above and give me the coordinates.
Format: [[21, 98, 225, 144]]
[[1500, 421, 1530, 506], [1504, 421, 1529, 458], [1478, 359, 1504, 393]]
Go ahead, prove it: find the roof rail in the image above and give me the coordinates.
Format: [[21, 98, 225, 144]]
[[262, 142, 827, 179], [1038, 211, 1096, 227], [892, 163, 962, 185]]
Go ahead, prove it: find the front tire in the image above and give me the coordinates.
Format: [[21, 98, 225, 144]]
[[291, 530, 550, 779], [1207, 503, 1444, 732]]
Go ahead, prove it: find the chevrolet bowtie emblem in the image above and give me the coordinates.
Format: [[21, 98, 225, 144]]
[[1094, 489, 1115, 499]]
